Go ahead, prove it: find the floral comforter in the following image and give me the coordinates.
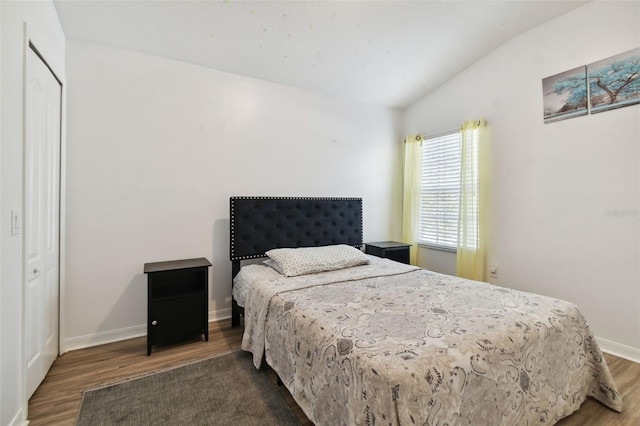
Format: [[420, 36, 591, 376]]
[[239, 257, 622, 425]]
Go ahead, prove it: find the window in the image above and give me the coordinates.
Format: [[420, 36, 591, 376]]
[[417, 131, 462, 251]]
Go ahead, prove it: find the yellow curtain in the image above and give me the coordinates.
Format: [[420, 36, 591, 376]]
[[456, 120, 488, 280], [402, 135, 423, 266]]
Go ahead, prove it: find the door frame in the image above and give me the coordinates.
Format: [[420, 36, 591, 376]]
[[21, 22, 67, 410]]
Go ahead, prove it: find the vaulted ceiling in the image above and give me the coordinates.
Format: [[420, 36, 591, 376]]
[[53, 0, 587, 109]]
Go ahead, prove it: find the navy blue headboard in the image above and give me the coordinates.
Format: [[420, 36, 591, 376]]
[[229, 196, 363, 261], [228, 196, 363, 326]]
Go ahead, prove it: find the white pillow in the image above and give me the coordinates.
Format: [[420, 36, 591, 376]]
[[262, 258, 284, 275], [265, 244, 369, 277]]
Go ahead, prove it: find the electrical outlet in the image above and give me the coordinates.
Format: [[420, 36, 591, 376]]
[[489, 264, 498, 278]]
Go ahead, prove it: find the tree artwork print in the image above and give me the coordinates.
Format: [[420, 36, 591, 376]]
[[542, 66, 588, 123], [542, 47, 640, 123], [589, 47, 640, 113]]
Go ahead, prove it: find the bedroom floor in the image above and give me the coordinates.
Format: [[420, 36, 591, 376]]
[[28, 318, 638, 425]]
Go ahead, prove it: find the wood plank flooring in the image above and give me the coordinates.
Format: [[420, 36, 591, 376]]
[[28, 319, 639, 425]]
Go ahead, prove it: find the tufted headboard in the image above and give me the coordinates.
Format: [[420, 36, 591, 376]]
[[229, 196, 363, 262], [228, 196, 363, 326]]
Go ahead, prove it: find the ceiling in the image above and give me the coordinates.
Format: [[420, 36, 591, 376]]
[[53, 0, 587, 109]]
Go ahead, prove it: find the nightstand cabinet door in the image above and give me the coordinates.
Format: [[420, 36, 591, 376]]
[[150, 292, 204, 345]]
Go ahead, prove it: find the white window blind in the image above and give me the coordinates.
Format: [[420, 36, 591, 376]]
[[418, 131, 461, 251]]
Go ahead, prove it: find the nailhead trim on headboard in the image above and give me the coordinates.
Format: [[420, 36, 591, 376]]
[[229, 196, 363, 261]]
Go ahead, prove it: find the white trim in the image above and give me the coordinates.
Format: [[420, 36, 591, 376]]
[[597, 336, 640, 364], [64, 309, 233, 352], [7, 408, 29, 426], [64, 324, 148, 352], [209, 307, 232, 323], [58, 62, 68, 356], [18, 22, 31, 420], [20, 21, 29, 426]]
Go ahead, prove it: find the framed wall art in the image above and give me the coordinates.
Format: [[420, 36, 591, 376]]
[[542, 66, 588, 123], [588, 47, 640, 114]]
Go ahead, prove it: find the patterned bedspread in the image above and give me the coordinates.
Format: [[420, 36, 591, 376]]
[[239, 257, 622, 425]]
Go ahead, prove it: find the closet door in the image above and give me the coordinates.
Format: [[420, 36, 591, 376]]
[[24, 45, 61, 398]]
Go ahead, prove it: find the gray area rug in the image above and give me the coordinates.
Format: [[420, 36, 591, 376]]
[[75, 350, 301, 426]]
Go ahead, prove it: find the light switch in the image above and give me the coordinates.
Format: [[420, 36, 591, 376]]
[[11, 209, 21, 235]]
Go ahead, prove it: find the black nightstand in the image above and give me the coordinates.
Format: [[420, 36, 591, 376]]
[[144, 257, 211, 355], [365, 241, 411, 264]]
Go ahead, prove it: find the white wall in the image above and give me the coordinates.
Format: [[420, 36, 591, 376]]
[[1, 1, 66, 424], [405, 1, 640, 361], [63, 40, 403, 350]]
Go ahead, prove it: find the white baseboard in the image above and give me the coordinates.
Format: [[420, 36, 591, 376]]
[[209, 308, 232, 322], [8, 408, 28, 426], [597, 336, 640, 364], [63, 324, 147, 353], [63, 309, 232, 353]]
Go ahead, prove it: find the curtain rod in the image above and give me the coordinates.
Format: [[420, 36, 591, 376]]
[[404, 120, 487, 143], [403, 127, 458, 143]]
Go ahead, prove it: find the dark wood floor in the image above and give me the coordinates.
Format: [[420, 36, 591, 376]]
[[28, 319, 639, 425]]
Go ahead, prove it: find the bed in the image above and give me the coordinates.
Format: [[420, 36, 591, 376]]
[[229, 196, 622, 425]]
